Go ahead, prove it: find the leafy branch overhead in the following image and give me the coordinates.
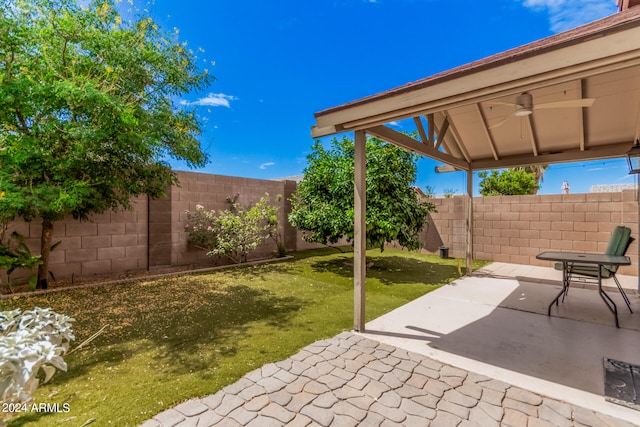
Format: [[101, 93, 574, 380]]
[[0, 0, 212, 288], [289, 136, 435, 251]]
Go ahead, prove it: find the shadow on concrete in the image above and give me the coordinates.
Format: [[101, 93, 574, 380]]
[[363, 276, 640, 398]]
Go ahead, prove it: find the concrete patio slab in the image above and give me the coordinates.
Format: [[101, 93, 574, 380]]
[[362, 265, 640, 425]]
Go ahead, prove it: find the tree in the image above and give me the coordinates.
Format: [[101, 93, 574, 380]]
[[478, 169, 539, 196], [289, 136, 435, 251], [516, 165, 549, 194], [0, 0, 212, 288]]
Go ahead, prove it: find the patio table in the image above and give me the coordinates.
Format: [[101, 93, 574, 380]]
[[536, 251, 631, 328]]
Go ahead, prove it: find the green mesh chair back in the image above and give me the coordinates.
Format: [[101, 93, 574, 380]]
[[601, 225, 632, 276]]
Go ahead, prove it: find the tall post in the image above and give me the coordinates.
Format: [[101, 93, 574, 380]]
[[354, 130, 367, 331], [466, 169, 474, 275]]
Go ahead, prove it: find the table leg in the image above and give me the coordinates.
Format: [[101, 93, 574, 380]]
[[598, 266, 619, 328], [548, 261, 570, 316], [561, 262, 570, 302]]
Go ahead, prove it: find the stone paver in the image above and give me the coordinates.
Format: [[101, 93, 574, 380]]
[[144, 332, 640, 427]]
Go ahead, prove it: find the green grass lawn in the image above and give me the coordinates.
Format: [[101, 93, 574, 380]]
[[1, 247, 488, 426]]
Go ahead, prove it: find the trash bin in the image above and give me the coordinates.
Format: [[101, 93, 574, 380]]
[[439, 246, 449, 259]]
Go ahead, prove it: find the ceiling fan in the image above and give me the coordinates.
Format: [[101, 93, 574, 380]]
[[487, 92, 595, 129]]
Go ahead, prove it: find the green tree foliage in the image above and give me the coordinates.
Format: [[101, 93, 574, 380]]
[[518, 164, 549, 192], [0, 0, 212, 287], [478, 168, 539, 196], [289, 136, 435, 251]]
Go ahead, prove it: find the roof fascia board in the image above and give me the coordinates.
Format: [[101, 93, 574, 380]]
[[314, 26, 640, 133], [328, 51, 640, 134]]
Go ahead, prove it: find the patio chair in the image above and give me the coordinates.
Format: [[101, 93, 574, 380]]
[[554, 225, 633, 313]]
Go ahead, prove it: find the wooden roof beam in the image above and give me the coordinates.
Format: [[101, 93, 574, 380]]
[[427, 113, 435, 146], [413, 116, 430, 145], [433, 113, 457, 158], [470, 141, 633, 170], [435, 116, 449, 151], [578, 79, 587, 151], [475, 104, 500, 160], [366, 125, 469, 170], [633, 86, 640, 143], [444, 112, 472, 164]]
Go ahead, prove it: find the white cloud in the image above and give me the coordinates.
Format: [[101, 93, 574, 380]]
[[259, 162, 275, 170], [520, 0, 616, 33], [180, 93, 238, 108], [618, 174, 635, 181], [387, 121, 401, 128]]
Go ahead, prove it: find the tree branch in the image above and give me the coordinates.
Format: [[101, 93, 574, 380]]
[[15, 108, 31, 136]]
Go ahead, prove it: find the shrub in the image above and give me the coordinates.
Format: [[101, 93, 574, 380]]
[[185, 193, 283, 263], [0, 232, 43, 293], [0, 307, 75, 425]]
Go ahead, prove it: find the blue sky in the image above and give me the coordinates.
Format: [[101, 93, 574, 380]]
[[145, 0, 632, 196]]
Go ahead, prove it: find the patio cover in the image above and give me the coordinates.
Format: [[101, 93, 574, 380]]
[[311, 7, 640, 331]]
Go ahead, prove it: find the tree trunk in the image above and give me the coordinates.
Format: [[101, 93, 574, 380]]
[[37, 219, 53, 289]]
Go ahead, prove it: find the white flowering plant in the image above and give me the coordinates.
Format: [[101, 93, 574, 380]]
[[184, 193, 282, 263], [0, 307, 75, 425]]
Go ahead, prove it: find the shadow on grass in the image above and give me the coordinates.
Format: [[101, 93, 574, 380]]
[[6, 280, 303, 385], [4, 279, 303, 427], [289, 245, 353, 260], [310, 255, 463, 286]]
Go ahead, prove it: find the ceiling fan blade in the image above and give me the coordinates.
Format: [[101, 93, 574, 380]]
[[533, 98, 595, 110], [488, 113, 514, 130], [487, 101, 516, 107]]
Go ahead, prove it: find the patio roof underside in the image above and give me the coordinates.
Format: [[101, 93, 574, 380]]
[[312, 7, 640, 171]]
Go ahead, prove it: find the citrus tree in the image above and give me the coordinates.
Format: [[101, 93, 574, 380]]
[[289, 136, 435, 251], [0, 0, 212, 288]]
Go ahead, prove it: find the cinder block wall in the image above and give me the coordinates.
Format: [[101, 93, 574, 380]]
[[4, 169, 638, 284], [1, 172, 331, 284], [415, 191, 639, 275], [2, 197, 148, 282]]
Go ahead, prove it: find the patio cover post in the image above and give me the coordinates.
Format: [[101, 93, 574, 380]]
[[466, 170, 473, 275], [354, 130, 367, 331]]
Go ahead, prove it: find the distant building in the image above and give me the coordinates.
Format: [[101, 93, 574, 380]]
[[273, 175, 304, 183], [589, 183, 638, 193]]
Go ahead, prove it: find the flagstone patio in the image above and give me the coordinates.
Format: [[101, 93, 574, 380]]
[[141, 263, 640, 426]]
